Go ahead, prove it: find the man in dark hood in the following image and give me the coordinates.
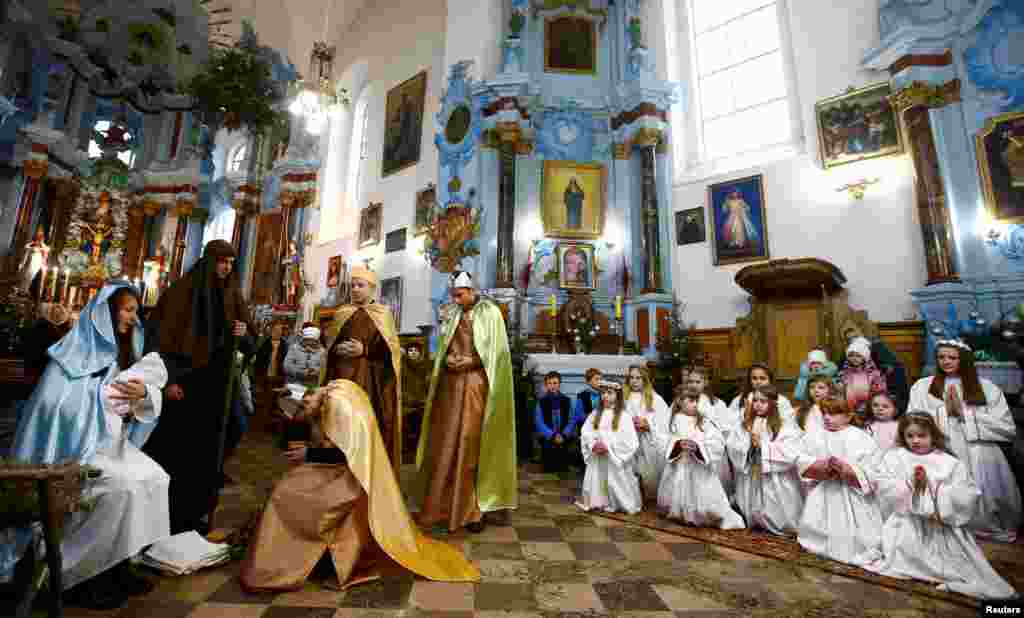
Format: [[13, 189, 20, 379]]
[[143, 239, 255, 534]]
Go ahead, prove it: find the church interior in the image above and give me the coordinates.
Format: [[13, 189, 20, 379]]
[[0, 0, 1023, 616]]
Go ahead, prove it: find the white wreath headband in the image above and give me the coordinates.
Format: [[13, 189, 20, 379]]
[[936, 339, 972, 352]]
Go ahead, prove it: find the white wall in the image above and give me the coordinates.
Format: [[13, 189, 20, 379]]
[[667, 0, 926, 328], [304, 0, 448, 333]]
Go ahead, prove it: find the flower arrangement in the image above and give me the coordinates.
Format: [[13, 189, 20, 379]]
[[658, 294, 692, 365], [568, 309, 598, 354]]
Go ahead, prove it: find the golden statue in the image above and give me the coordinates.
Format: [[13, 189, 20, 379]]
[[80, 192, 115, 264]]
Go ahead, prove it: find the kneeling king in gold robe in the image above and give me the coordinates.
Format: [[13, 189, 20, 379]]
[[320, 266, 403, 466], [415, 270, 518, 533], [240, 379, 479, 591]]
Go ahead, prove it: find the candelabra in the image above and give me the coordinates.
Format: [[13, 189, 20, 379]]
[[616, 318, 625, 355]]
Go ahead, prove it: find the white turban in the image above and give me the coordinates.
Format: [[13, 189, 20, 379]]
[[450, 270, 475, 289], [301, 326, 321, 340], [846, 337, 871, 361]]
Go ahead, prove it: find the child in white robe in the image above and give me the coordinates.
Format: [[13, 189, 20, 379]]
[[727, 385, 804, 535], [865, 412, 1017, 600], [863, 392, 901, 467], [658, 390, 744, 529], [687, 366, 735, 497], [729, 363, 796, 423], [798, 397, 883, 567], [795, 375, 833, 439], [625, 364, 671, 499], [577, 379, 642, 514], [907, 339, 1022, 543]]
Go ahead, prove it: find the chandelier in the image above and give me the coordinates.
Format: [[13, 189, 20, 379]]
[[288, 40, 349, 134]]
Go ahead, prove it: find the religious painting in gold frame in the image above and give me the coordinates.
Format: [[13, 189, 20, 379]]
[[542, 160, 606, 240], [814, 82, 903, 169], [544, 15, 597, 75], [975, 111, 1024, 224], [382, 71, 427, 177]]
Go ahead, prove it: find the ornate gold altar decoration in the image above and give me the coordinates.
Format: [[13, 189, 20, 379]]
[[887, 79, 961, 112], [422, 177, 482, 273], [61, 189, 129, 289]]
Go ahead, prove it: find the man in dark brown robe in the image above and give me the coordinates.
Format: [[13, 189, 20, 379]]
[[143, 239, 254, 534], [320, 266, 403, 466]]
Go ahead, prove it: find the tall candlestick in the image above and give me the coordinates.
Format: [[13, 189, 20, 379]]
[[615, 295, 622, 320], [549, 294, 557, 317], [39, 265, 47, 301], [62, 270, 69, 305], [49, 268, 59, 301]]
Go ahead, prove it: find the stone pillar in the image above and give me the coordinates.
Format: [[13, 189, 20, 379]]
[[637, 139, 662, 293], [184, 207, 209, 273]]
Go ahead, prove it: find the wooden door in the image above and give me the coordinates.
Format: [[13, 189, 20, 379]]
[[250, 210, 283, 305]]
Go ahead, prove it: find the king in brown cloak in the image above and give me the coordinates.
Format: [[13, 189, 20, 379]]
[[319, 266, 403, 466], [143, 239, 254, 534]]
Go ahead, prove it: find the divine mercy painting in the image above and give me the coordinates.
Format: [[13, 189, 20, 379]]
[[382, 71, 427, 177], [709, 175, 769, 266]]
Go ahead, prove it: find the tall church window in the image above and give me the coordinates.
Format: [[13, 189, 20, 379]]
[[346, 97, 370, 216], [88, 120, 136, 167], [674, 0, 801, 179], [227, 144, 248, 173]]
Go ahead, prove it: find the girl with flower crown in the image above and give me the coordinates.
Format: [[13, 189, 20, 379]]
[[907, 339, 1022, 543], [864, 412, 1016, 599], [577, 379, 642, 514], [625, 364, 671, 500]]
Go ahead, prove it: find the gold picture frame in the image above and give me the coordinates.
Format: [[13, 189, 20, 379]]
[[975, 111, 1024, 224], [544, 15, 598, 75], [814, 82, 903, 169], [542, 160, 606, 240], [382, 71, 427, 178], [556, 242, 595, 290]]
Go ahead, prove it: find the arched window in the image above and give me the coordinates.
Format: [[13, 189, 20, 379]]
[[227, 144, 248, 173], [203, 207, 236, 246], [88, 120, 135, 167]]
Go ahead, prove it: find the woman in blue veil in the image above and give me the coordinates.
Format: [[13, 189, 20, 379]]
[[2, 281, 170, 609]]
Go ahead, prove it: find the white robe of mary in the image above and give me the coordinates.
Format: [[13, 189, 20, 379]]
[[1, 282, 170, 590], [626, 391, 671, 498], [726, 417, 804, 535], [908, 376, 1022, 543], [577, 409, 642, 514], [797, 426, 883, 567], [865, 448, 1017, 600], [657, 413, 744, 529]]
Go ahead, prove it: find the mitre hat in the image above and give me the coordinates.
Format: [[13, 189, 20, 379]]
[[450, 270, 476, 290]]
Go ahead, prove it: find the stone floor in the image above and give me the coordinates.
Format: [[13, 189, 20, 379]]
[[44, 421, 1001, 618]]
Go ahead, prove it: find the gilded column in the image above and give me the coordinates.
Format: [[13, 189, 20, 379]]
[[495, 122, 520, 289], [12, 145, 50, 270]]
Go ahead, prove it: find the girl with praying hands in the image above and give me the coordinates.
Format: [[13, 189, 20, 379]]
[[657, 390, 744, 529], [797, 397, 883, 567], [795, 375, 834, 440], [688, 366, 736, 496], [625, 364, 671, 500], [577, 380, 642, 514], [864, 413, 1017, 600], [907, 339, 1022, 543], [726, 386, 804, 536]]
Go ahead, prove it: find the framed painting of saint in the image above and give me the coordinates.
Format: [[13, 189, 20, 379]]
[[380, 276, 403, 330], [815, 82, 903, 169], [976, 111, 1024, 223], [382, 71, 427, 177], [541, 160, 606, 240], [675, 207, 706, 245], [414, 184, 435, 235], [359, 202, 382, 248], [326, 255, 343, 289], [708, 174, 769, 266], [544, 15, 597, 75], [557, 242, 595, 290]]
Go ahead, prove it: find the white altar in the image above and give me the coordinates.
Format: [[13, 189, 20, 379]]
[[524, 354, 648, 398]]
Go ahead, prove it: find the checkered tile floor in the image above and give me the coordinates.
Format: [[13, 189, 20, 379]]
[[47, 431, 984, 618]]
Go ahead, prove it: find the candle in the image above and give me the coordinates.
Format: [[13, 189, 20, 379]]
[[39, 265, 47, 300], [615, 295, 622, 320], [549, 294, 557, 317], [49, 268, 59, 301], [62, 270, 70, 304]]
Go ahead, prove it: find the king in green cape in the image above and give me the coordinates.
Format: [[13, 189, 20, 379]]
[[416, 270, 517, 532]]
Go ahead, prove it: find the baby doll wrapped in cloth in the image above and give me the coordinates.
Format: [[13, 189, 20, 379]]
[[102, 352, 168, 455]]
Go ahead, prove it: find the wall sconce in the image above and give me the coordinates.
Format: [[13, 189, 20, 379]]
[[835, 178, 880, 200]]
